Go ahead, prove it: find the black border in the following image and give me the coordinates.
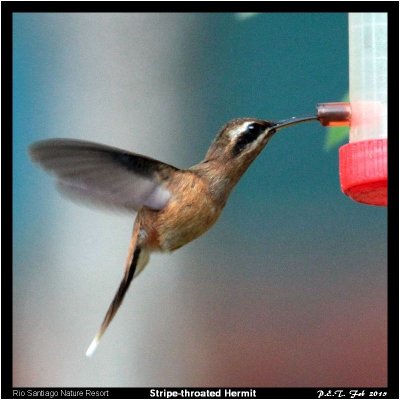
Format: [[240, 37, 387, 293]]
[[3, 2, 399, 399], [1, 1, 398, 13], [386, 5, 400, 397]]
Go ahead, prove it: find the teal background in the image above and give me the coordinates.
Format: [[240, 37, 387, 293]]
[[13, 13, 387, 386]]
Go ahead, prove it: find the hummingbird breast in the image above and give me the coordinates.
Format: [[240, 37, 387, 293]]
[[138, 170, 222, 252]]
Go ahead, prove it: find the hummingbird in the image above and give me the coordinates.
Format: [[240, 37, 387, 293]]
[[29, 115, 316, 356]]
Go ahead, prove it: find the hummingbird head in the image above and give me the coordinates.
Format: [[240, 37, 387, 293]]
[[196, 115, 317, 202], [204, 116, 317, 165]]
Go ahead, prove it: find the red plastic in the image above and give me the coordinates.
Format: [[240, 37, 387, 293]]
[[339, 139, 387, 206]]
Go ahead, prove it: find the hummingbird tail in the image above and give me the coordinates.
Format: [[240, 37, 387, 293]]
[[86, 220, 149, 357]]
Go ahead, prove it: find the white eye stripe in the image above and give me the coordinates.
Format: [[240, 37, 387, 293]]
[[227, 121, 255, 139]]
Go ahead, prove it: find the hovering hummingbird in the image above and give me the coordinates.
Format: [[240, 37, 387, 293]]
[[29, 116, 316, 356]]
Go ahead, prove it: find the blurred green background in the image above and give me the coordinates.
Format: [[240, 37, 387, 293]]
[[13, 13, 387, 386]]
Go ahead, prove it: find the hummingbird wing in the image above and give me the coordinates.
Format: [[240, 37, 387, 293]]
[[29, 139, 178, 212]]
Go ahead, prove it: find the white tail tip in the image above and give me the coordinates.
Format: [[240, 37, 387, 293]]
[[86, 336, 100, 357]]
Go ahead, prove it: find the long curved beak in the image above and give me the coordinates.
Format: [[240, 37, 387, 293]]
[[273, 116, 318, 130]]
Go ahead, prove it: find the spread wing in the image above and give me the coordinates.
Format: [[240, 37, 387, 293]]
[[29, 139, 178, 212]]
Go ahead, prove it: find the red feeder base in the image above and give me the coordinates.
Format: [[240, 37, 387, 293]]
[[339, 139, 387, 206]]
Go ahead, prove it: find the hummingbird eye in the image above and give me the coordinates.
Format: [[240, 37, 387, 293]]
[[246, 123, 265, 136], [231, 122, 268, 156]]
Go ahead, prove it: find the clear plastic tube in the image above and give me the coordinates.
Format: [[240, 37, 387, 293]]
[[348, 13, 387, 142]]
